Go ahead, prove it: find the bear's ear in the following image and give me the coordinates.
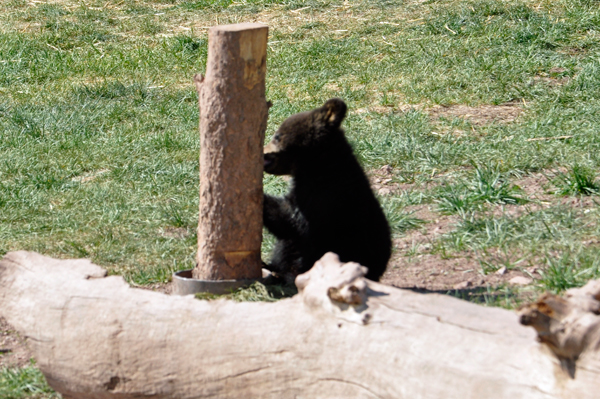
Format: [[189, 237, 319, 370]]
[[320, 98, 347, 128]]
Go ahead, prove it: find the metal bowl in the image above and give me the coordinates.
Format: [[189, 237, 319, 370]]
[[172, 269, 257, 295]]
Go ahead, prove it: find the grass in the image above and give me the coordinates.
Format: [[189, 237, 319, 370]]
[[3, 0, 600, 393], [435, 202, 600, 292], [381, 197, 426, 235], [435, 165, 526, 214], [195, 281, 297, 301], [551, 164, 600, 195], [0, 363, 59, 399], [539, 245, 600, 292]]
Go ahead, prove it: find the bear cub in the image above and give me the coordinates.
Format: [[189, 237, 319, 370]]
[[263, 98, 392, 282]]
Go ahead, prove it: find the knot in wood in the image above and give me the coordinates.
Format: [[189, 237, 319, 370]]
[[327, 283, 366, 306], [296, 253, 370, 324], [519, 282, 600, 376]]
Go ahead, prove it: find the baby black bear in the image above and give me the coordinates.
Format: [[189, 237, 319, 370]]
[[263, 98, 392, 281]]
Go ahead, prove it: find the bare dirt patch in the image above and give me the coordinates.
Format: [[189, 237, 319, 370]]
[[0, 317, 32, 369], [513, 172, 552, 199], [498, 171, 597, 218], [368, 164, 402, 196], [533, 68, 570, 87], [380, 204, 538, 292], [367, 164, 445, 196], [71, 169, 109, 184], [380, 170, 598, 294], [160, 226, 191, 239], [533, 76, 570, 87], [427, 103, 523, 125], [352, 104, 422, 116], [135, 282, 172, 294], [380, 205, 481, 291]]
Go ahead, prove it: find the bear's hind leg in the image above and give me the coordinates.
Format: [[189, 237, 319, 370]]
[[265, 239, 303, 285]]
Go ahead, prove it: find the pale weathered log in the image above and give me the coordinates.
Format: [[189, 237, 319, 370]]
[[1, 250, 600, 399], [194, 23, 269, 280]]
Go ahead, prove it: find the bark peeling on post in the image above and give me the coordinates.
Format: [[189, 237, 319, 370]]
[[194, 23, 269, 280]]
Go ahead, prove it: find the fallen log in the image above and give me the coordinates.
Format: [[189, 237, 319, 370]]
[[1, 251, 599, 398]]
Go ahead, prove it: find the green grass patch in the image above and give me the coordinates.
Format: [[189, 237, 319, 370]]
[[437, 204, 600, 282], [551, 164, 600, 195], [381, 197, 426, 235], [539, 246, 600, 292], [195, 281, 297, 302], [435, 165, 526, 214], [0, 363, 58, 399]]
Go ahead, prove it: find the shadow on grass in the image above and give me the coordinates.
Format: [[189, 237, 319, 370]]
[[194, 277, 532, 309], [403, 285, 529, 309]]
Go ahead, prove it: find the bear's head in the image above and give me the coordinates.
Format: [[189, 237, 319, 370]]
[[263, 98, 347, 175]]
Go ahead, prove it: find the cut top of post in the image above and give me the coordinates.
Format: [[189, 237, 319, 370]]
[[206, 23, 268, 90], [209, 23, 268, 33]]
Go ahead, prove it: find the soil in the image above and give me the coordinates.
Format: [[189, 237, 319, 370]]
[[379, 170, 597, 294], [0, 317, 31, 369], [368, 164, 407, 196], [159, 226, 192, 239], [427, 103, 523, 125], [379, 203, 537, 293]]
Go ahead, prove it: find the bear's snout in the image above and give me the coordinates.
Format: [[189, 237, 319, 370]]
[[264, 140, 279, 155], [264, 156, 273, 168]]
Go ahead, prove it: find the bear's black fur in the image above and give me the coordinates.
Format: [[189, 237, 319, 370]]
[[263, 98, 392, 281]]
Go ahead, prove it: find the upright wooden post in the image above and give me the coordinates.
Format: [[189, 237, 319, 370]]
[[193, 24, 269, 281]]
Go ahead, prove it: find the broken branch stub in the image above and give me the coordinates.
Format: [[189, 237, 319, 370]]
[[195, 23, 269, 280], [296, 252, 371, 324], [519, 279, 600, 377]]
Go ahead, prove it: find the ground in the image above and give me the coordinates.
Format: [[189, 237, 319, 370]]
[[0, 318, 30, 369], [379, 171, 563, 293]]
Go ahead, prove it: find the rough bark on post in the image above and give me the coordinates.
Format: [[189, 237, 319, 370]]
[[194, 23, 269, 280]]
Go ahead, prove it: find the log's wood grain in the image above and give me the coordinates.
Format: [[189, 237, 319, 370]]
[[194, 23, 269, 281], [1, 251, 599, 399]]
